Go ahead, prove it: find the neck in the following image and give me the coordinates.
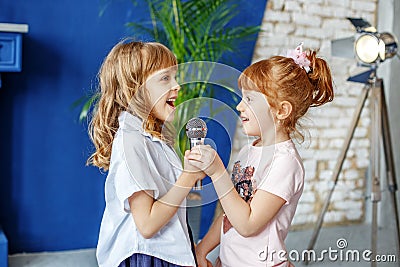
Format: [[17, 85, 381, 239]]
[[255, 131, 290, 147]]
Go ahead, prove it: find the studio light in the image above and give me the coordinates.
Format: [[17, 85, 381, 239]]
[[308, 18, 400, 267], [355, 31, 398, 64], [331, 17, 399, 83]]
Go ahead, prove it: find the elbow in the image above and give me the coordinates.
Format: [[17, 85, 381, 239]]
[[140, 231, 155, 239], [237, 226, 262, 238], [237, 229, 254, 238], [137, 225, 157, 239]]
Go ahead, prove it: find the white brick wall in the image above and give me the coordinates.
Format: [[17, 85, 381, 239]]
[[229, 0, 378, 228]]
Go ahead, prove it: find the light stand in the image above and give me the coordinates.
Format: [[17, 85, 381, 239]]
[[306, 69, 400, 266], [305, 18, 400, 266]]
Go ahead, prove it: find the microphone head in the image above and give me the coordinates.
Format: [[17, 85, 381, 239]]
[[186, 118, 207, 138]]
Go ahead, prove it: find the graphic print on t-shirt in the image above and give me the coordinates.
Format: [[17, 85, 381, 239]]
[[223, 160, 256, 234]]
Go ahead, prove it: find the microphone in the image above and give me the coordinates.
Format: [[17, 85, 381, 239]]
[[186, 117, 207, 190]]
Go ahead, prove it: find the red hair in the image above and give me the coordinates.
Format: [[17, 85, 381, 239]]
[[238, 50, 334, 141]]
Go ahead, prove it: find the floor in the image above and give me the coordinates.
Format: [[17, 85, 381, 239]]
[[7, 196, 400, 267], [8, 221, 399, 267]]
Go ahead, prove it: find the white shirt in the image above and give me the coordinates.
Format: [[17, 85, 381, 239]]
[[220, 140, 304, 267], [96, 111, 196, 267]]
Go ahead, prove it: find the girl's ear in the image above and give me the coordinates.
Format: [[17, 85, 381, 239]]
[[276, 101, 292, 120]]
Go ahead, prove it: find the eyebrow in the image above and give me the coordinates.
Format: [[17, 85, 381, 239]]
[[157, 70, 170, 76], [242, 90, 257, 97]]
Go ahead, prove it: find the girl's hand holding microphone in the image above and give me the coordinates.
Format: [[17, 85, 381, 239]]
[[194, 242, 214, 267], [183, 150, 207, 185], [186, 145, 225, 181]]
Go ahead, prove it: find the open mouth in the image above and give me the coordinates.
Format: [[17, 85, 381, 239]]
[[241, 116, 249, 122], [166, 98, 176, 108]]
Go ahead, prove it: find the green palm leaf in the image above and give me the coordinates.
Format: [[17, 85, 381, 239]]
[[81, 0, 261, 154]]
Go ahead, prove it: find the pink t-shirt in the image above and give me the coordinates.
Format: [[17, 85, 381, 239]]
[[219, 140, 304, 267]]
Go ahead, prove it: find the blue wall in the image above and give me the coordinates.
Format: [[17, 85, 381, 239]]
[[0, 0, 266, 253]]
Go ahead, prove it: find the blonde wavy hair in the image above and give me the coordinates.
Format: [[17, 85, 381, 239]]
[[87, 40, 177, 171], [238, 50, 334, 142]]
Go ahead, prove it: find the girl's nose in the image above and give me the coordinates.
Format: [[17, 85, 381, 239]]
[[172, 79, 180, 91], [236, 100, 244, 112]]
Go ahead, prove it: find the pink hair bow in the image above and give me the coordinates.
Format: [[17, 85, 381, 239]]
[[286, 42, 311, 73]]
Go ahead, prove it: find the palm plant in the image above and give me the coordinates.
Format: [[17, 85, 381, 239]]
[[80, 0, 260, 153]]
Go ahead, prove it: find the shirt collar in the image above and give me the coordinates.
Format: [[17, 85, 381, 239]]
[[118, 111, 163, 143]]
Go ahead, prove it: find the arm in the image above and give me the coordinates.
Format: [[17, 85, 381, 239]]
[[211, 170, 285, 237], [196, 214, 223, 267], [129, 154, 204, 239], [187, 146, 285, 237]]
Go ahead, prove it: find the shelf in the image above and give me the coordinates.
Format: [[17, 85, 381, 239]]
[[0, 23, 29, 33]]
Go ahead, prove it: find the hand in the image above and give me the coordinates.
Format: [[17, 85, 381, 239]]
[[196, 257, 213, 267], [183, 150, 206, 183], [195, 246, 213, 267], [214, 257, 222, 267], [186, 145, 225, 179]]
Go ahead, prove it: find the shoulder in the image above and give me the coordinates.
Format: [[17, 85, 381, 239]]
[[113, 111, 159, 152], [274, 140, 303, 170], [110, 121, 158, 169]]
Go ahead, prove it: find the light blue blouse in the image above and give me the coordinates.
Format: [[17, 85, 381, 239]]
[[96, 111, 195, 267]]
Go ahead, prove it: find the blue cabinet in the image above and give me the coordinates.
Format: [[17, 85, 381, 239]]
[[0, 23, 28, 265], [0, 23, 28, 88], [0, 228, 7, 267], [0, 32, 22, 72]]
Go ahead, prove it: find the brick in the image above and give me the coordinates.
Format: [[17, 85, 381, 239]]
[[321, 128, 348, 138], [351, 1, 377, 12], [264, 10, 291, 23], [284, 1, 302, 12], [296, 203, 314, 213], [300, 191, 316, 203], [351, 138, 370, 148], [292, 13, 322, 27], [292, 213, 317, 225], [305, 27, 331, 39], [275, 23, 296, 35], [326, 0, 350, 7], [328, 158, 353, 171], [253, 47, 281, 59], [329, 138, 345, 149], [298, 0, 324, 4], [353, 127, 368, 138], [270, 0, 285, 10], [333, 96, 361, 107], [344, 169, 361, 180], [290, 37, 320, 49], [331, 6, 353, 18], [325, 210, 345, 222], [346, 209, 363, 220], [335, 200, 363, 210], [306, 4, 332, 17], [356, 158, 370, 168], [323, 19, 354, 31], [331, 190, 347, 201], [319, 170, 334, 180], [331, 117, 352, 127], [260, 22, 274, 33]]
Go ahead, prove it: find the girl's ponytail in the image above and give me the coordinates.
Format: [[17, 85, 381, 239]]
[[307, 51, 334, 107]]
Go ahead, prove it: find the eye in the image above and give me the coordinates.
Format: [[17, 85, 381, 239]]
[[161, 75, 170, 81], [245, 96, 252, 102]]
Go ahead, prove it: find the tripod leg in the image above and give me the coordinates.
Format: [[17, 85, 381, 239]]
[[305, 86, 370, 264], [379, 79, 400, 256], [370, 79, 381, 267]]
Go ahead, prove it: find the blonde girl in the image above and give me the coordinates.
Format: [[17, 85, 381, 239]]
[[88, 40, 203, 267]]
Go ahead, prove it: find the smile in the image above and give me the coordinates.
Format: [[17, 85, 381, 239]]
[[240, 116, 249, 122], [166, 98, 176, 108]]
